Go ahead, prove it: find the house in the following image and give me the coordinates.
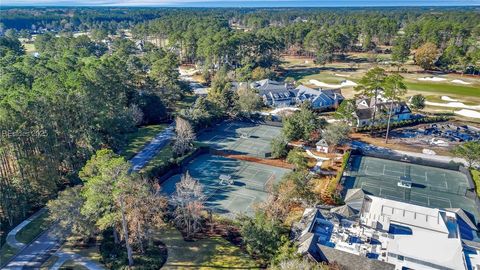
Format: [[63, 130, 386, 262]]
[[292, 190, 480, 270], [316, 139, 329, 153], [250, 79, 298, 107], [354, 97, 412, 128], [296, 85, 344, 111]]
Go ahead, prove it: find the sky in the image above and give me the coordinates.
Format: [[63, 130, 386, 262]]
[[2, 0, 480, 6]]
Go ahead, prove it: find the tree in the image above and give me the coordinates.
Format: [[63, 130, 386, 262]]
[[453, 141, 480, 168], [235, 85, 263, 115], [281, 170, 316, 205], [208, 68, 235, 114], [251, 67, 275, 81], [282, 104, 320, 141], [172, 172, 206, 239], [270, 236, 300, 266], [79, 150, 167, 266], [383, 74, 407, 143], [271, 135, 289, 159], [354, 67, 387, 133], [334, 99, 357, 126], [47, 186, 95, 241], [322, 123, 351, 152], [415, 42, 438, 70], [239, 210, 284, 263], [286, 148, 308, 170], [173, 117, 196, 156], [80, 149, 135, 266], [410, 94, 425, 111], [272, 258, 328, 270], [392, 37, 410, 67]]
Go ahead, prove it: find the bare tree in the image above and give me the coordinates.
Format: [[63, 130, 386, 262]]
[[172, 172, 206, 238], [123, 181, 167, 253], [173, 117, 196, 156]]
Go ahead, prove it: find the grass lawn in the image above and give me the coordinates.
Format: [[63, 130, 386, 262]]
[[59, 260, 89, 270], [40, 255, 58, 269], [161, 227, 259, 269], [121, 124, 167, 159], [140, 144, 174, 174], [472, 170, 480, 199], [175, 94, 197, 114], [0, 244, 18, 266], [405, 81, 480, 98], [16, 211, 51, 244]]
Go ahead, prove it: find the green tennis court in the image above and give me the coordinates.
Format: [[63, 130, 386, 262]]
[[197, 121, 282, 157], [161, 154, 291, 217], [342, 155, 480, 224]]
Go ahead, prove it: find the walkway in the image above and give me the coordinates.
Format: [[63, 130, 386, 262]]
[[50, 251, 104, 270], [130, 123, 176, 171], [4, 124, 175, 269], [6, 208, 47, 250], [3, 225, 61, 270]]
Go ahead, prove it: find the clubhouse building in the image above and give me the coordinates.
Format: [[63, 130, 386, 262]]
[[292, 189, 480, 270]]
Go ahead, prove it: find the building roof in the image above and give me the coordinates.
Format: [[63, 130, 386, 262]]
[[295, 85, 343, 105], [330, 204, 359, 218], [445, 208, 478, 231], [317, 244, 395, 270], [361, 196, 467, 270], [316, 139, 328, 147], [354, 101, 411, 121], [344, 188, 366, 211]]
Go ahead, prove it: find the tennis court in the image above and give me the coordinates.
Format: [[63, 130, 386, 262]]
[[197, 121, 282, 157], [342, 155, 480, 224], [161, 154, 291, 216]]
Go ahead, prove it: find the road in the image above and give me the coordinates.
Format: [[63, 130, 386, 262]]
[[2, 125, 176, 269]]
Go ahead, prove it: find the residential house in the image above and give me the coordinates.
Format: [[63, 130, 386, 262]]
[[296, 85, 344, 111], [354, 97, 412, 128], [292, 189, 480, 270], [250, 79, 298, 107], [316, 139, 329, 153]]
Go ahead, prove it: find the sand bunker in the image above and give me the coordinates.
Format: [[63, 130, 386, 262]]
[[425, 101, 480, 110], [455, 109, 480, 119], [309, 79, 357, 88], [417, 76, 447, 82], [269, 107, 300, 115], [335, 73, 351, 78], [441, 96, 458, 102], [451, 79, 472, 85]]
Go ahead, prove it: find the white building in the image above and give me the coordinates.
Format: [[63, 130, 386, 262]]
[[293, 190, 480, 270]]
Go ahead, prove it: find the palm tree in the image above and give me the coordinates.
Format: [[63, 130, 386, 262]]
[[383, 74, 407, 144], [354, 67, 387, 134]]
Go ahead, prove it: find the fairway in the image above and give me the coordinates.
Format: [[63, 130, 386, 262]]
[[162, 154, 291, 216], [197, 121, 282, 158], [342, 155, 480, 225], [405, 81, 480, 98]]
